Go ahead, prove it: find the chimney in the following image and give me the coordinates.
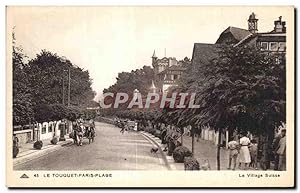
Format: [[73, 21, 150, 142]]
[[274, 16, 286, 33]]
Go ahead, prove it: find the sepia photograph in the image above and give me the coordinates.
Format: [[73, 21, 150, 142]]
[[6, 6, 295, 188]]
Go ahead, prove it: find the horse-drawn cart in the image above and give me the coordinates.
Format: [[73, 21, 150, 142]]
[[69, 121, 96, 146]]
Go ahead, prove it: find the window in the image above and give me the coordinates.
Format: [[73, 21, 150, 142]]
[[170, 74, 174, 80], [269, 42, 278, 51], [48, 124, 53, 132], [278, 42, 286, 51], [260, 42, 268, 51], [42, 125, 47, 134], [173, 75, 178, 80]]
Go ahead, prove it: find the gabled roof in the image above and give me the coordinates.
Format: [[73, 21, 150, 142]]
[[216, 26, 252, 44], [191, 43, 218, 66]]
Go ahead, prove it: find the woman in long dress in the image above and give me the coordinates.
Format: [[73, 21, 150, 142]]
[[239, 131, 251, 170]]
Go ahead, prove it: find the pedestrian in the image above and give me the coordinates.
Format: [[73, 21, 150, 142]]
[[13, 134, 19, 147], [249, 139, 258, 170], [239, 131, 251, 170], [227, 136, 239, 170], [272, 129, 284, 170], [120, 121, 125, 134], [275, 129, 286, 171]]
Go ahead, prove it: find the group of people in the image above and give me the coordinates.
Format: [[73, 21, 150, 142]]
[[227, 129, 286, 171], [227, 131, 257, 170], [71, 119, 96, 145]]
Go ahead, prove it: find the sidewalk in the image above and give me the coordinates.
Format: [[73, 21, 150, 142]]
[[181, 135, 229, 170], [14, 135, 73, 166], [141, 131, 230, 170]]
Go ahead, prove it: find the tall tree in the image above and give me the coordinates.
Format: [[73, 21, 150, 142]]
[[103, 65, 154, 96], [25, 50, 96, 107], [12, 30, 34, 125]]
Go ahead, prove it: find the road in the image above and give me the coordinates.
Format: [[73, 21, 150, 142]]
[[14, 122, 168, 170]]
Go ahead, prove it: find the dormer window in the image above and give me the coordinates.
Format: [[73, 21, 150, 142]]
[[260, 42, 268, 51], [269, 42, 279, 51], [278, 42, 286, 51]]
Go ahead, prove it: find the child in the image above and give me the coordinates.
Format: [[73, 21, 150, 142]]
[[227, 136, 239, 170], [249, 139, 258, 169]]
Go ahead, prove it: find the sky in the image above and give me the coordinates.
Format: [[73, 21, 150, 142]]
[[7, 6, 291, 101]]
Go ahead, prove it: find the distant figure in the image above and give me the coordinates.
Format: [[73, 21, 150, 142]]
[[150, 147, 159, 153], [120, 121, 126, 134], [13, 134, 19, 147], [239, 131, 251, 170], [249, 139, 258, 169], [227, 136, 239, 170], [275, 129, 286, 171], [272, 129, 285, 170]]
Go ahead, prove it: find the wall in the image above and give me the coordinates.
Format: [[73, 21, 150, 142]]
[[13, 120, 69, 144], [13, 129, 33, 144]]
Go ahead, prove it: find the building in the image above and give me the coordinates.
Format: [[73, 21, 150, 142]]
[[193, 13, 286, 67], [151, 50, 190, 93]]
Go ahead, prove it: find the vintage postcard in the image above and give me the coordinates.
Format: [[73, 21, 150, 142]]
[[6, 6, 295, 188]]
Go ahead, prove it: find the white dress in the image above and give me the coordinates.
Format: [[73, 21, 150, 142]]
[[239, 136, 251, 163]]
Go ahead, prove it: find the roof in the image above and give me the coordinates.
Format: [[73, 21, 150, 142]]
[[216, 26, 252, 44], [152, 50, 157, 58], [235, 32, 286, 47], [157, 64, 186, 76], [191, 43, 219, 66]]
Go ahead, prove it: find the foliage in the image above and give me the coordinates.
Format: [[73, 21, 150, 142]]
[[34, 103, 95, 123], [103, 66, 154, 96], [25, 50, 95, 107], [12, 30, 96, 126], [33, 140, 43, 150], [173, 146, 193, 163], [184, 156, 200, 170], [50, 137, 58, 145], [12, 30, 34, 125], [161, 44, 286, 135]]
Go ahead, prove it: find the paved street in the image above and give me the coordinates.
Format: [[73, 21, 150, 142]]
[[14, 122, 168, 170]]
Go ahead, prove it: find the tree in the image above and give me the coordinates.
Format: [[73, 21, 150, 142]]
[[12, 29, 34, 125], [103, 65, 154, 96], [163, 44, 285, 169], [25, 50, 95, 107]]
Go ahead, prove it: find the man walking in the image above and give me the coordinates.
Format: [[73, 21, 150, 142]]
[[276, 129, 286, 171]]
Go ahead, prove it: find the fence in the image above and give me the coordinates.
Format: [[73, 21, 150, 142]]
[[13, 120, 73, 144]]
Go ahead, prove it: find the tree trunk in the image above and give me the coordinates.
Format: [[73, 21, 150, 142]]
[[181, 134, 183, 145], [217, 128, 221, 170], [191, 128, 195, 156]]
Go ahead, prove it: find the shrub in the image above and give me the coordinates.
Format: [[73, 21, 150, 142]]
[[173, 146, 193, 163], [33, 140, 43, 150], [154, 130, 161, 138], [184, 156, 200, 170], [13, 146, 19, 158], [50, 137, 58, 145], [149, 128, 156, 135]]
